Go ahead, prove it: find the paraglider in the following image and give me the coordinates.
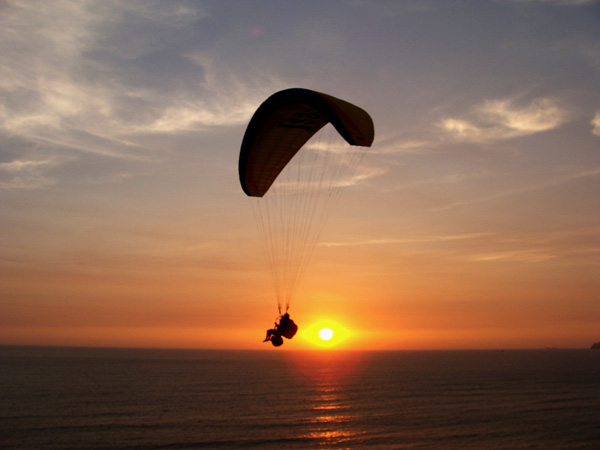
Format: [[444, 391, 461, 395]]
[[239, 88, 374, 346]]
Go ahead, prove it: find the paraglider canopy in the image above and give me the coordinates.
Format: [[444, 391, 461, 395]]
[[239, 88, 374, 197]]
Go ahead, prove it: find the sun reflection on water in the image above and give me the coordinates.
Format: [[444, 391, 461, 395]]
[[306, 387, 356, 445], [288, 353, 367, 447]]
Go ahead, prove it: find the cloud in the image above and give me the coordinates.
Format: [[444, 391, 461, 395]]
[[0, 1, 247, 138], [0, 0, 278, 190], [592, 111, 600, 136], [321, 232, 492, 247], [0, 159, 52, 171], [469, 249, 557, 263], [439, 168, 600, 210], [141, 102, 257, 133], [469, 227, 600, 264], [481, 98, 567, 132], [339, 165, 387, 187], [439, 118, 483, 141], [440, 97, 570, 142], [369, 134, 436, 155], [507, 0, 598, 5], [0, 158, 59, 189]]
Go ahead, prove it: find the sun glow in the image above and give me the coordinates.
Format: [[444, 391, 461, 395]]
[[300, 320, 351, 349]]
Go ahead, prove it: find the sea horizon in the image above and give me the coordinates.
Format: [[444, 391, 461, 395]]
[[1, 343, 595, 353]]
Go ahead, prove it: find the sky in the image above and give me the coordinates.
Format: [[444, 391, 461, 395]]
[[1, 0, 599, 351]]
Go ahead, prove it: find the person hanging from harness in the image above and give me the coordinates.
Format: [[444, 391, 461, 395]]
[[263, 313, 298, 347]]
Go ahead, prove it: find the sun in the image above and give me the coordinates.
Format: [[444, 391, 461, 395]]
[[319, 328, 334, 341]]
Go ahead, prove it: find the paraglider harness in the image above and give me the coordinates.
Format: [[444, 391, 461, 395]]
[[263, 313, 298, 347]]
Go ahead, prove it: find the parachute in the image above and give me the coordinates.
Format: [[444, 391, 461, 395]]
[[239, 88, 374, 314]]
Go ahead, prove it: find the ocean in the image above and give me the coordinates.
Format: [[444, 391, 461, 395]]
[[1, 347, 599, 449]]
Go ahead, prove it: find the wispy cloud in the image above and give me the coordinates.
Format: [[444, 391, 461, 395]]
[[383, 169, 491, 194], [471, 245, 600, 264], [440, 97, 570, 142], [0, 158, 59, 189], [439, 168, 600, 210], [469, 249, 557, 263], [481, 98, 567, 132], [369, 136, 435, 155], [592, 111, 600, 136], [321, 232, 492, 247], [141, 102, 258, 133], [0, 159, 53, 171], [507, 0, 598, 5], [439, 118, 484, 141], [469, 227, 600, 264]]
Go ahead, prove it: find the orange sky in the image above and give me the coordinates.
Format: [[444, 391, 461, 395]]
[[1, 1, 599, 350]]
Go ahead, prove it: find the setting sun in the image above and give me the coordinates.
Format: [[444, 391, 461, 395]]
[[319, 328, 334, 341]]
